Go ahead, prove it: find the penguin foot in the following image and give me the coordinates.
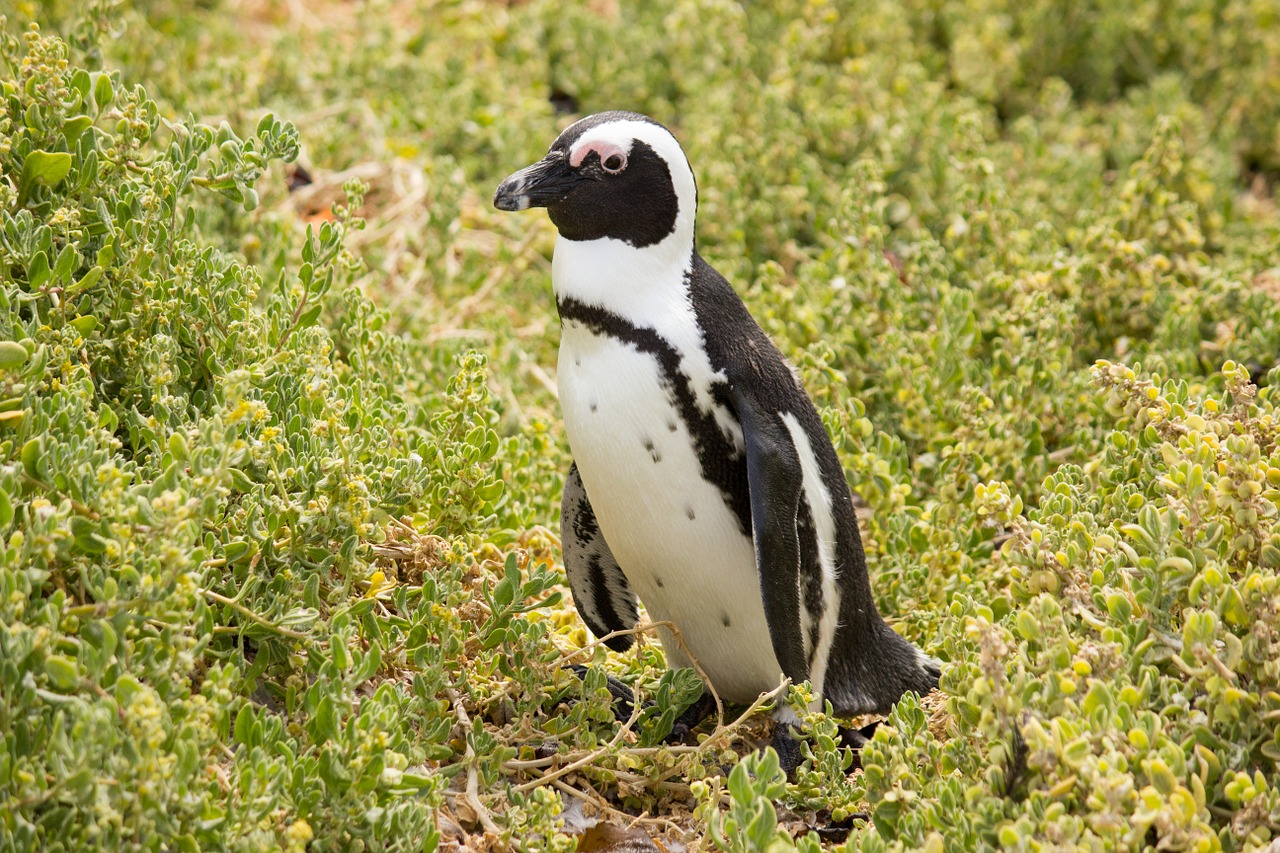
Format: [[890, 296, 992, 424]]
[[772, 723, 806, 777], [829, 720, 883, 772], [564, 664, 638, 722], [837, 720, 880, 752], [564, 666, 716, 744], [807, 814, 861, 843], [666, 690, 716, 743], [767, 719, 881, 778]]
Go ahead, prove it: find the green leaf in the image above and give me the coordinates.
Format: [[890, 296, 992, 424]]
[[297, 302, 323, 329], [22, 150, 73, 190], [474, 479, 504, 502], [233, 704, 255, 746], [228, 467, 255, 492], [54, 243, 78, 282], [390, 772, 436, 792], [69, 316, 98, 334], [92, 72, 114, 110], [0, 341, 29, 370], [70, 516, 107, 554], [168, 430, 191, 462], [728, 759, 752, 803], [20, 437, 42, 479], [278, 607, 318, 630], [114, 675, 142, 706], [481, 626, 510, 650], [44, 655, 79, 691], [493, 575, 515, 610], [0, 489, 12, 527], [312, 695, 341, 742], [97, 404, 119, 434], [96, 240, 115, 268], [69, 69, 91, 101], [27, 251, 50, 288], [223, 541, 250, 564], [63, 115, 93, 145], [318, 747, 352, 792], [353, 641, 382, 685]]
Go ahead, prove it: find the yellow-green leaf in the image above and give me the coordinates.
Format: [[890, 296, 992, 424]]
[[44, 656, 80, 691], [0, 341, 28, 370], [22, 150, 73, 189]]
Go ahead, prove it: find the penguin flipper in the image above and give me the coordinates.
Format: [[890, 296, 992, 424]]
[[562, 461, 639, 652], [733, 390, 811, 687]]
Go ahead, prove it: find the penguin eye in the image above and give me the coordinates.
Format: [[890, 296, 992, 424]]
[[602, 153, 626, 174]]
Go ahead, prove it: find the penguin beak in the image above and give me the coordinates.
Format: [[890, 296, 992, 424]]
[[494, 152, 587, 212]]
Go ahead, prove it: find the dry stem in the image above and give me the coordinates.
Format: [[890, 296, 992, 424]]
[[559, 619, 725, 730], [445, 686, 502, 835], [506, 682, 644, 796]]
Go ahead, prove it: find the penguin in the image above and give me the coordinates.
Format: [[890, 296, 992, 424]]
[[494, 111, 939, 738]]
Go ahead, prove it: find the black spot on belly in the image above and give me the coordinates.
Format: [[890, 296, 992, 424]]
[[655, 577, 664, 588], [685, 506, 696, 520], [721, 613, 731, 627], [575, 356, 581, 366], [589, 401, 598, 413], [667, 420, 678, 432], [643, 437, 661, 463]]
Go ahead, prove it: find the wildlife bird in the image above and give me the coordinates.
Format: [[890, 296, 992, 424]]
[[494, 112, 938, 749]]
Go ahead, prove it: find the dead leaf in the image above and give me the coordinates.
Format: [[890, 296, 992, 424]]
[[577, 823, 663, 853]]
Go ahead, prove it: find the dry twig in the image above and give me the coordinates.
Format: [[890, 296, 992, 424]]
[[559, 619, 725, 731], [506, 683, 644, 796], [445, 686, 502, 835]]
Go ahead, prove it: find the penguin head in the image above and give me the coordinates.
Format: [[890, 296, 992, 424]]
[[494, 111, 697, 250]]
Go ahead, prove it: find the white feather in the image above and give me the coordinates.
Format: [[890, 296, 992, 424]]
[[780, 412, 841, 702]]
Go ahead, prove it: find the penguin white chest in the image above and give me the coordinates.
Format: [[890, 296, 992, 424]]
[[557, 322, 783, 703]]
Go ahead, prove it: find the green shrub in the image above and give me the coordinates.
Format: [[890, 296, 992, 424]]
[[0, 20, 528, 851], [853, 361, 1280, 852]]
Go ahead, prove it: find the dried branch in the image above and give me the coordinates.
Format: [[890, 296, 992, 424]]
[[445, 686, 502, 835]]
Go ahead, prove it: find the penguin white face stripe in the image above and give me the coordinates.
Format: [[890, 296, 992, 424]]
[[569, 139, 628, 171], [564, 118, 697, 223], [780, 412, 841, 700]]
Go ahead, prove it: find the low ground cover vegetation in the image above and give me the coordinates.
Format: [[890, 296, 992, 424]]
[[1, 1, 1278, 850]]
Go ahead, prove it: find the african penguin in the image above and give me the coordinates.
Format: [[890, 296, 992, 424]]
[[494, 111, 939, 726]]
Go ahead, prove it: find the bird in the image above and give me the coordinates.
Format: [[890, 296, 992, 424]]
[[494, 111, 939, 748]]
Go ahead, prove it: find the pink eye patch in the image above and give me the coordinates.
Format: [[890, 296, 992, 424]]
[[570, 140, 629, 172]]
